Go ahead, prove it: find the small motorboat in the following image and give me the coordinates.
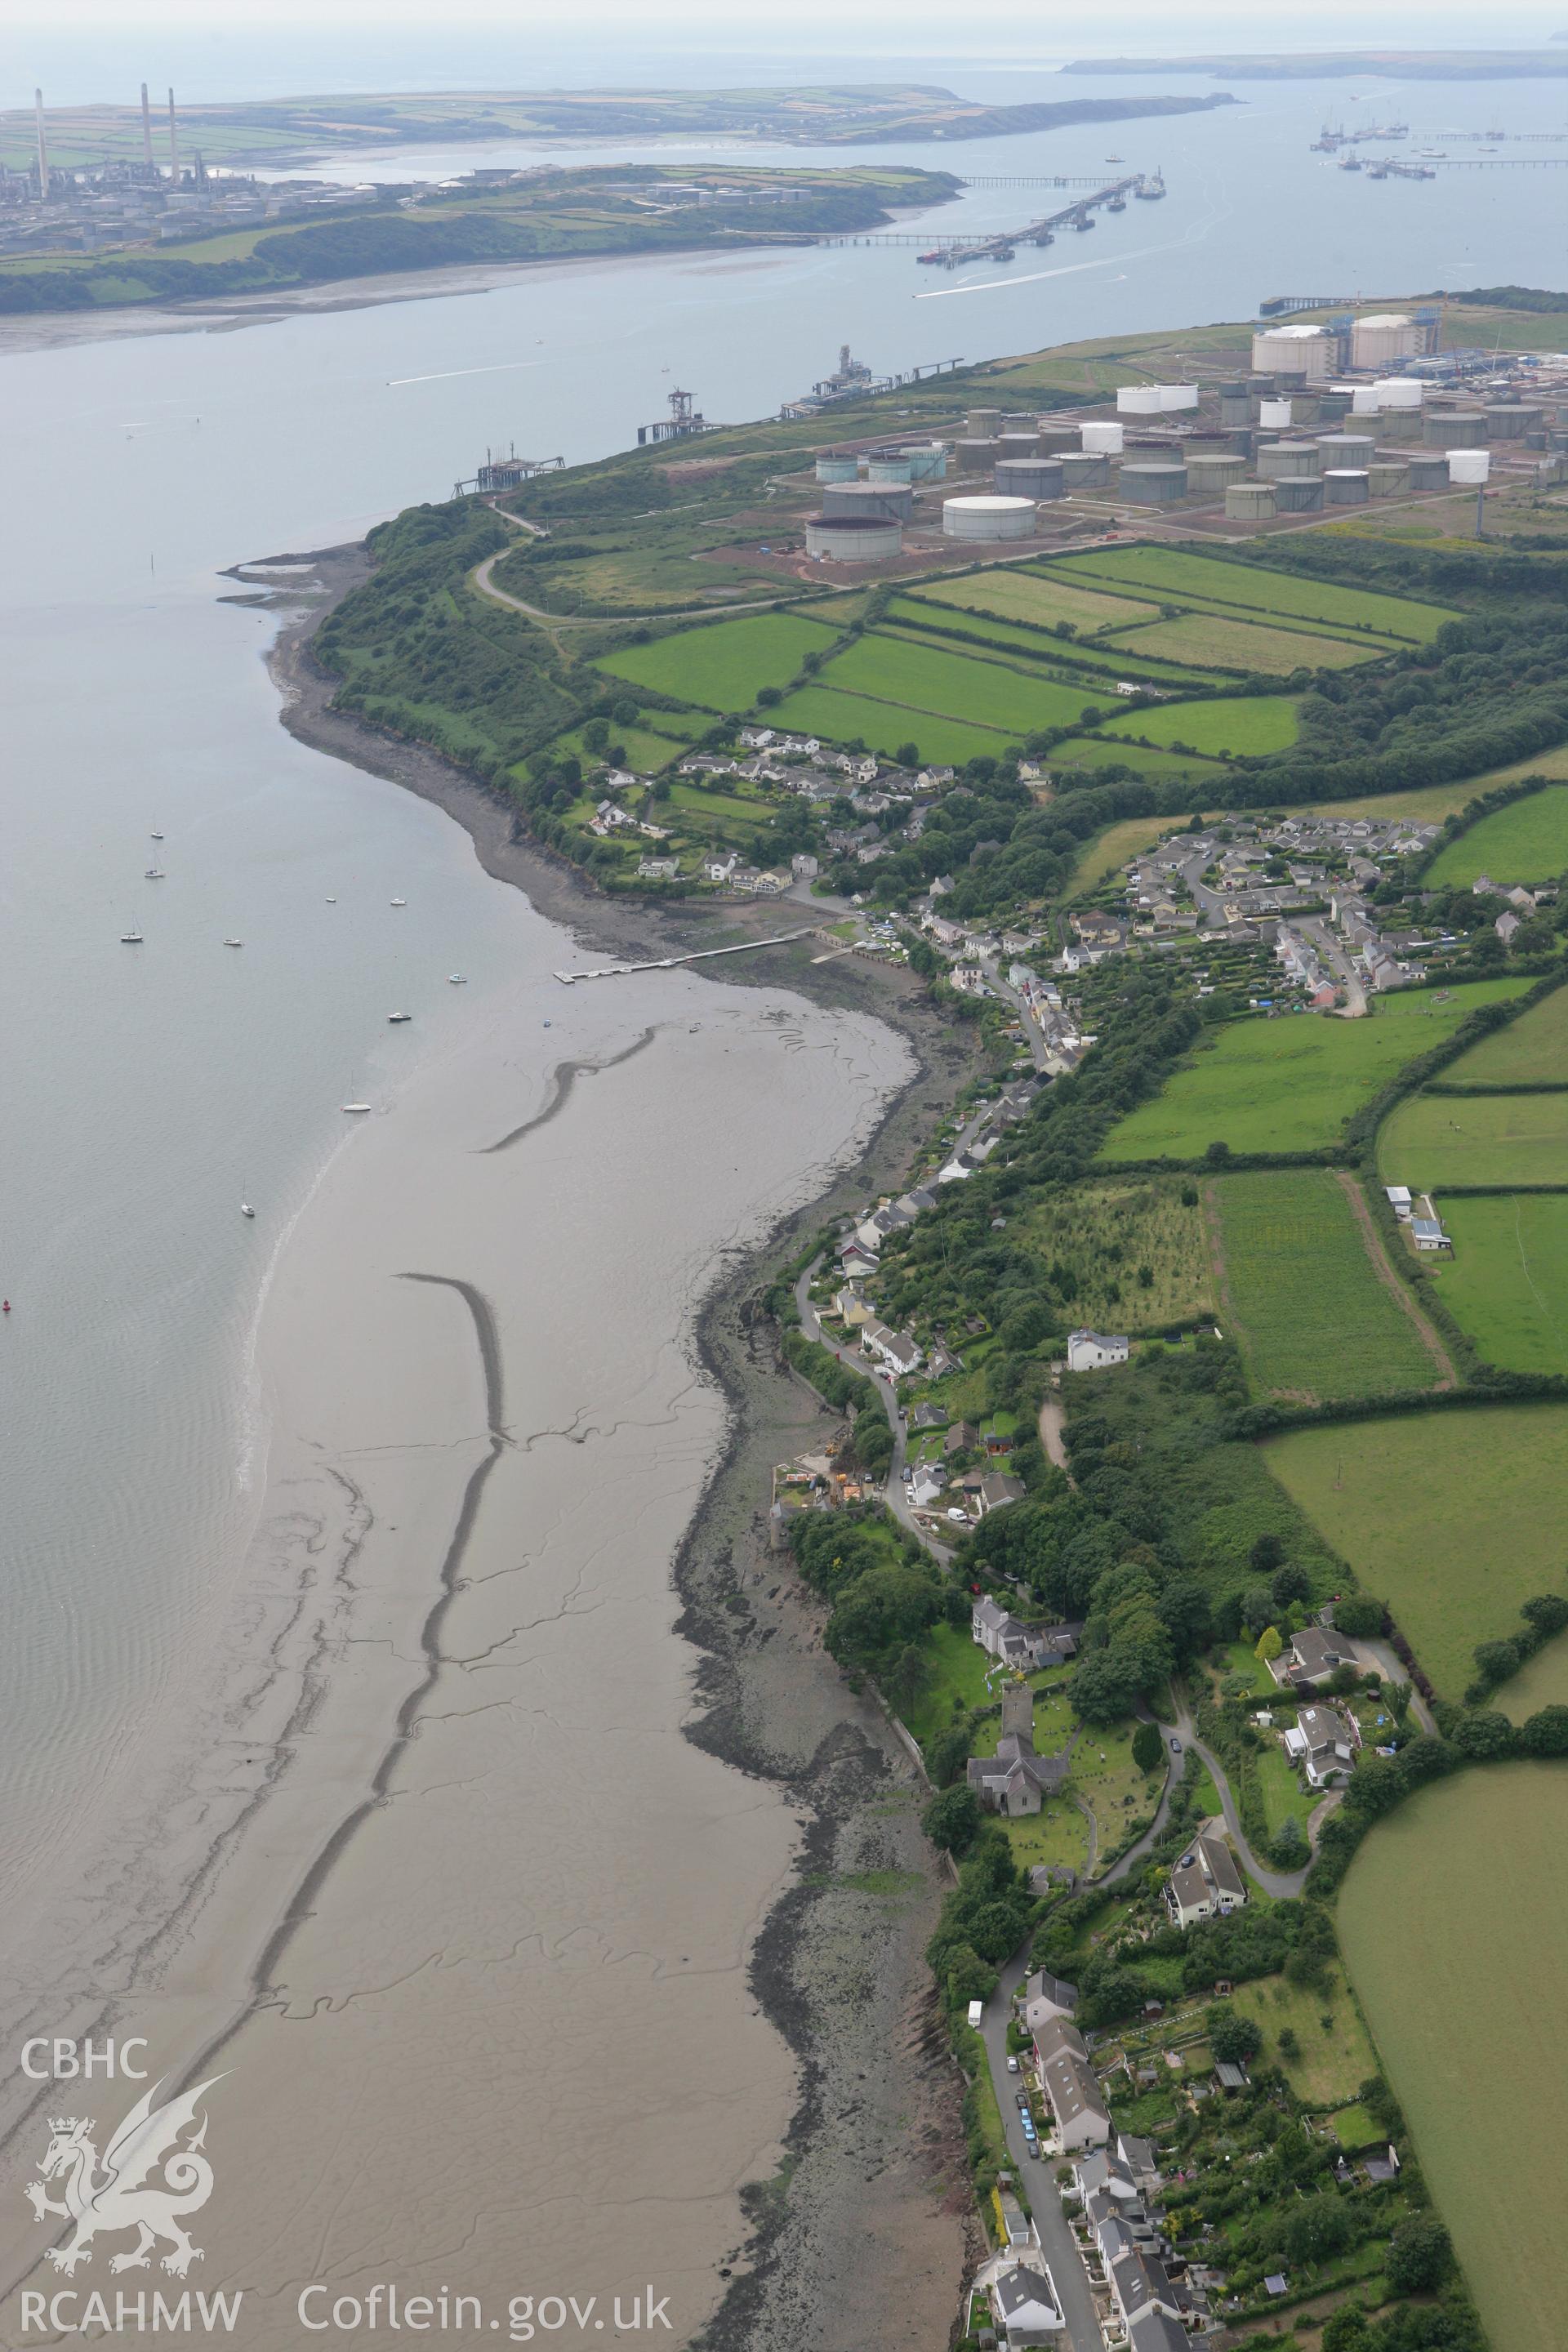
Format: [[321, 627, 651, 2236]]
[[121, 928, 144, 944], [388, 1012, 411, 1024], [326, 896, 337, 904], [448, 973, 466, 985], [224, 938, 243, 948], [145, 866, 167, 880], [341, 1102, 372, 1115], [150, 830, 164, 840], [390, 897, 407, 907], [240, 1202, 256, 1219]]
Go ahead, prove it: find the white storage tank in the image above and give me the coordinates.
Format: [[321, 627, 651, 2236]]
[[1157, 383, 1200, 412], [1374, 378, 1424, 410], [1448, 449, 1491, 485], [804, 513, 904, 562], [1258, 398, 1293, 429], [1081, 421, 1125, 455], [1251, 323, 1334, 379], [1352, 386, 1383, 416], [1116, 385, 1163, 415], [1351, 312, 1426, 370], [942, 494, 1038, 541]]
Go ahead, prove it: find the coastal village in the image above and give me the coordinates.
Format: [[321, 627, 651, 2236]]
[[299, 282, 1568, 2352]]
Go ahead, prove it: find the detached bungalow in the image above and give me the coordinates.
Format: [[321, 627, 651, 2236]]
[[1271, 1625, 1356, 1690], [979, 1472, 1027, 1516]]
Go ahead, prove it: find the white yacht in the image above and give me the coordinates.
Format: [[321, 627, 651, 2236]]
[[121, 926, 143, 944], [388, 1012, 411, 1023], [390, 897, 407, 907], [224, 937, 243, 948], [448, 973, 467, 984]]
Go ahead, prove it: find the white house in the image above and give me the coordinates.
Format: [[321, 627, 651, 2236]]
[[704, 853, 737, 884], [991, 2261, 1066, 2345], [860, 1320, 922, 1378], [1283, 1702, 1361, 1789], [1385, 1185, 1413, 1222], [1165, 1831, 1247, 1930], [1067, 1329, 1130, 1373], [1033, 2015, 1111, 2152]]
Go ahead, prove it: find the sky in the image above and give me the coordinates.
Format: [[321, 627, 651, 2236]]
[[9, 0, 1568, 110]]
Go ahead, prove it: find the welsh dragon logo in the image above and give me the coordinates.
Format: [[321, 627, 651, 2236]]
[[24, 2075, 225, 2278]]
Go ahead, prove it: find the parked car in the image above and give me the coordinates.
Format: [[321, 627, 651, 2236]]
[[1015, 2091, 1030, 2110], [947, 1508, 969, 1524], [1169, 1737, 1183, 1753], [1007, 2056, 1020, 2074], [1030, 2140, 1045, 2159]]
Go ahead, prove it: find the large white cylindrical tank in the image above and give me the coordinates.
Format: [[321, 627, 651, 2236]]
[[942, 494, 1038, 541], [804, 514, 904, 562], [1251, 323, 1334, 379], [1081, 421, 1124, 454], [1351, 312, 1424, 370], [1258, 399, 1293, 429], [1374, 377, 1424, 410], [1157, 383, 1200, 412], [1116, 385, 1163, 415], [1352, 386, 1382, 415], [1448, 449, 1491, 485]]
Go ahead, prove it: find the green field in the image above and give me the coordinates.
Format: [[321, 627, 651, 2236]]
[[1231, 1966, 1378, 2110], [1428, 1193, 1568, 1374], [1339, 1765, 1568, 2352], [1095, 694, 1301, 757], [822, 629, 1113, 734], [1211, 1169, 1438, 1401], [1379, 1084, 1568, 1189], [1425, 786, 1568, 887], [913, 567, 1160, 632], [764, 683, 1009, 767], [1107, 612, 1379, 675], [1053, 737, 1230, 782], [1045, 546, 1459, 642], [1264, 1401, 1568, 1695], [546, 721, 687, 775], [1100, 982, 1531, 1162], [595, 611, 839, 709], [887, 599, 1211, 688], [1440, 984, 1568, 1086]]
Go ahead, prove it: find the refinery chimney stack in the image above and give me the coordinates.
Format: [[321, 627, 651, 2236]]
[[140, 82, 154, 170], [33, 88, 48, 199], [167, 87, 180, 187]]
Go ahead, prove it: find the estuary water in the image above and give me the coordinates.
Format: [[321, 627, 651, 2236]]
[[0, 64, 1565, 2338]]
